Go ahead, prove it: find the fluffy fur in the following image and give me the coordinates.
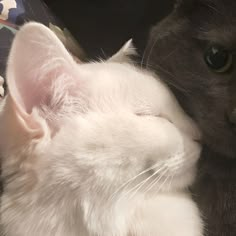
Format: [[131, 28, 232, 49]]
[[0, 22, 202, 236], [144, 0, 236, 235], [0, 76, 4, 97]]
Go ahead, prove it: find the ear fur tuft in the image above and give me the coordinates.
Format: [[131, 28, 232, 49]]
[[109, 39, 137, 63]]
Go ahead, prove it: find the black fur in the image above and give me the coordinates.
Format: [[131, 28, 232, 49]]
[[144, 0, 236, 235]]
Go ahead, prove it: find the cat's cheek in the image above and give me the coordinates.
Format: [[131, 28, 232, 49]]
[[80, 196, 137, 236]]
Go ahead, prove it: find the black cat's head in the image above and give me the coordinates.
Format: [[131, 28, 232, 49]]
[[144, 0, 236, 158]]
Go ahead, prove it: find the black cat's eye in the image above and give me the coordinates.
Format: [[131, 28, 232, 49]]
[[204, 45, 233, 73]]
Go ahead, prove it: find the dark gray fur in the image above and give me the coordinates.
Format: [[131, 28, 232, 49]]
[[144, 0, 236, 235]]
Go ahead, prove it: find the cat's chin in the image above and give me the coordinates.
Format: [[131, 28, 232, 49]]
[[170, 165, 197, 190]]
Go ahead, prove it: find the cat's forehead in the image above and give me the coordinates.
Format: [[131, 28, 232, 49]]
[[183, 0, 236, 47], [77, 61, 161, 111], [81, 61, 133, 73], [80, 62, 144, 84]]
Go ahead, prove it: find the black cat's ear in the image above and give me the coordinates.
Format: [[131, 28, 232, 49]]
[[174, 0, 215, 21], [174, 0, 209, 15], [175, 0, 209, 8], [174, 0, 196, 9], [175, 0, 184, 7]]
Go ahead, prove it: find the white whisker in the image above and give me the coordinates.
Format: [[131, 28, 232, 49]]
[[109, 162, 163, 201], [167, 175, 174, 191], [123, 165, 167, 201], [156, 174, 171, 193], [143, 168, 169, 195]]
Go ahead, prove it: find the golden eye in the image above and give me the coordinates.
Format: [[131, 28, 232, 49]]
[[204, 45, 233, 73]]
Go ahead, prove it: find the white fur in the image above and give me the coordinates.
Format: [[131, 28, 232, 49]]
[[0, 76, 4, 97], [0, 23, 203, 236]]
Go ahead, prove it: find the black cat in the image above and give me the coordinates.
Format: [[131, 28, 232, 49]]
[[144, 0, 236, 235]]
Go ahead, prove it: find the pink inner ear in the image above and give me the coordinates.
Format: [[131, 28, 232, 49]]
[[6, 23, 78, 117], [9, 58, 71, 115], [19, 65, 69, 114]]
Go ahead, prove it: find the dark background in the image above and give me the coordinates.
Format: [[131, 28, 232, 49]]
[[44, 0, 174, 59]]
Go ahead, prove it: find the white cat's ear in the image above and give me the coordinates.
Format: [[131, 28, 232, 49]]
[[109, 39, 137, 63], [6, 22, 78, 136]]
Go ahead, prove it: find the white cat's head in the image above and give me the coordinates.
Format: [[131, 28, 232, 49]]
[[0, 23, 201, 212]]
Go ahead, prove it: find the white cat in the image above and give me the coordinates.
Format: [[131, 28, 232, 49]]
[[0, 76, 4, 97], [0, 23, 203, 236]]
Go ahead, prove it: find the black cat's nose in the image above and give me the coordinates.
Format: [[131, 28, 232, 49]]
[[227, 108, 236, 126]]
